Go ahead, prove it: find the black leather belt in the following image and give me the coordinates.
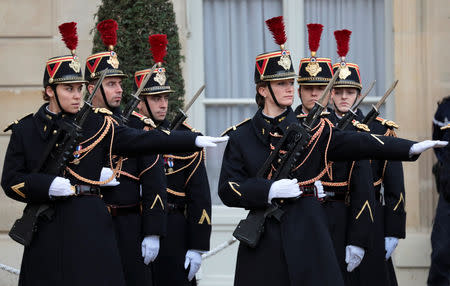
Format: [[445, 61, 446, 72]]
[[107, 203, 141, 216], [300, 186, 318, 197], [275, 185, 318, 205], [74, 185, 101, 196], [167, 203, 186, 213]]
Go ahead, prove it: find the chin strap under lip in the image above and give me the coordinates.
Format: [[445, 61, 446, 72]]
[[143, 96, 159, 125], [50, 85, 68, 114], [99, 84, 114, 110], [267, 82, 282, 108]]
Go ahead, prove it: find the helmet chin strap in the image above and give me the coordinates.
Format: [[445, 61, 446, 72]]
[[99, 84, 113, 110], [267, 82, 282, 108], [50, 85, 68, 114], [143, 97, 162, 125]]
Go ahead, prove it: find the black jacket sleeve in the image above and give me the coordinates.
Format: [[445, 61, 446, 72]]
[[1, 125, 55, 204], [346, 160, 376, 249], [185, 150, 212, 251], [112, 122, 200, 156], [139, 155, 168, 237], [382, 160, 406, 238], [218, 134, 273, 209], [328, 128, 417, 162]]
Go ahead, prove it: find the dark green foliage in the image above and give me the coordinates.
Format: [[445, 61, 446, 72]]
[[92, 0, 184, 119]]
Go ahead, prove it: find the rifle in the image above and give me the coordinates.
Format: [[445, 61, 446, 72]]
[[9, 70, 108, 246], [121, 64, 156, 123], [362, 80, 398, 125], [336, 80, 376, 130], [170, 85, 205, 130], [233, 69, 341, 248]]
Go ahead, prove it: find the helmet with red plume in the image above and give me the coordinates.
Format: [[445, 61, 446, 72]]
[[133, 34, 174, 96], [332, 29, 362, 90], [84, 19, 127, 82], [297, 23, 333, 86], [254, 16, 297, 84], [43, 22, 86, 87]]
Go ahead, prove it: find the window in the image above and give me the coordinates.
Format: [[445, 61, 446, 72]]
[[198, 0, 388, 204]]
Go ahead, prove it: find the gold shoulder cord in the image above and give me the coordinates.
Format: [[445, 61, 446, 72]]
[[291, 118, 326, 172], [138, 154, 160, 178], [185, 150, 203, 186], [296, 119, 334, 186], [66, 116, 121, 185], [71, 116, 110, 161], [118, 170, 139, 181], [298, 163, 332, 186], [165, 153, 199, 175]]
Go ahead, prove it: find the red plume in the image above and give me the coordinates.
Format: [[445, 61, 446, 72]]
[[334, 29, 352, 57], [97, 19, 118, 48], [265, 16, 287, 46], [58, 22, 78, 52], [307, 23, 323, 53], [149, 34, 168, 64]]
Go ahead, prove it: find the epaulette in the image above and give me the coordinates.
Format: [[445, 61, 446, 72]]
[[441, 123, 450, 130], [131, 111, 156, 128], [296, 111, 329, 119], [221, 118, 251, 136], [352, 120, 370, 132], [93, 107, 113, 115], [375, 116, 399, 129], [3, 113, 33, 132], [182, 121, 197, 132]]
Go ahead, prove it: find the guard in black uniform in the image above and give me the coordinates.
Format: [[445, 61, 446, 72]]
[[340, 89, 406, 285], [218, 18, 426, 286], [85, 21, 167, 286], [1, 22, 223, 286], [322, 32, 407, 285], [134, 34, 212, 285], [428, 96, 450, 286], [320, 29, 376, 284]]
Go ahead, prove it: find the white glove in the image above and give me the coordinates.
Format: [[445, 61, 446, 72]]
[[385, 237, 399, 260], [49, 177, 74, 197], [99, 167, 120, 187], [268, 179, 301, 203], [141, 235, 160, 265], [184, 249, 202, 281], [314, 180, 326, 198], [195, 135, 229, 148], [409, 140, 448, 156], [345, 245, 365, 272]]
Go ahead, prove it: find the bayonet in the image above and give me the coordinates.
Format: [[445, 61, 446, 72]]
[[362, 80, 398, 125], [170, 84, 206, 130]]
